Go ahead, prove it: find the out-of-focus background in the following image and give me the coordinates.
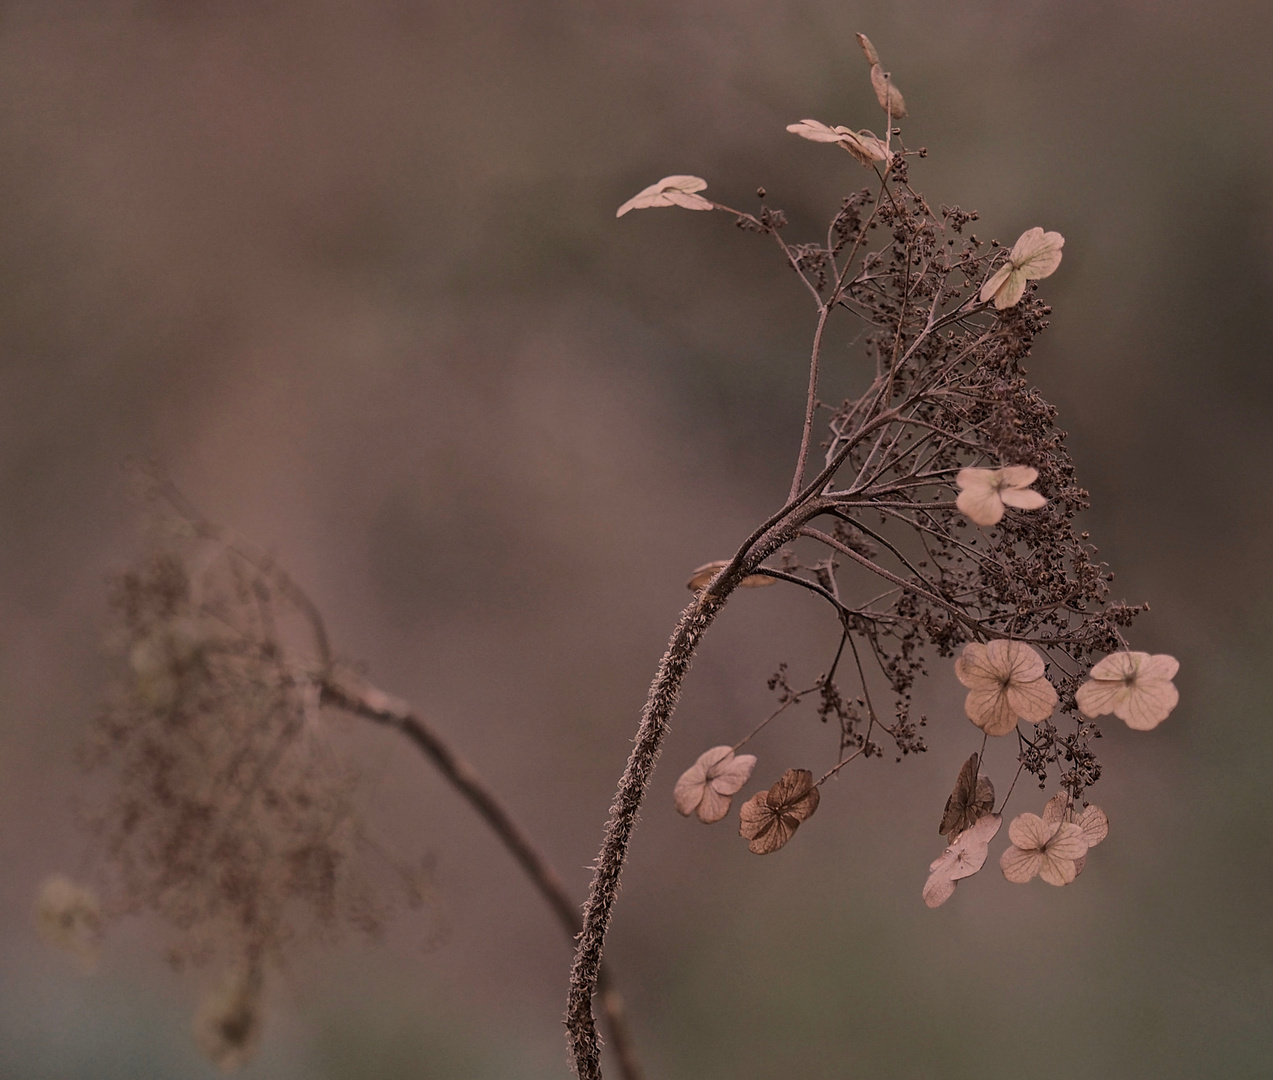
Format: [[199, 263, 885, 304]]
[[1, 2, 1270, 1077]]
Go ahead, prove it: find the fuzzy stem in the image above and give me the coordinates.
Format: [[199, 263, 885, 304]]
[[320, 676, 643, 1080]]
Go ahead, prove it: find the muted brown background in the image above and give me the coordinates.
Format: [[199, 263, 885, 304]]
[[0, 2, 1270, 1077]]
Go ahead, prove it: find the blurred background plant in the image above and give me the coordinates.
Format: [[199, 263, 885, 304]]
[[1, 3, 1270, 1078]]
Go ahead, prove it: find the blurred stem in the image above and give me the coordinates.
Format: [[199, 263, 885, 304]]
[[319, 676, 643, 1080]]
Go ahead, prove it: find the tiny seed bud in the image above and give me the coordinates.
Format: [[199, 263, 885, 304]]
[[756, 187, 766, 199]]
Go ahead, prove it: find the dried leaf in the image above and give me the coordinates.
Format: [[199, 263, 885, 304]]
[[870, 65, 907, 119], [954, 640, 1057, 736], [686, 559, 777, 592], [855, 32, 880, 66], [939, 752, 995, 837], [738, 767, 820, 854], [616, 175, 712, 218], [674, 745, 758, 824], [1075, 651, 1179, 730]]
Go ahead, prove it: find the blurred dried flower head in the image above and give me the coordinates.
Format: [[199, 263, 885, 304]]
[[938, 753, 995, 838], [616, 175, 711, 218], [673, 746, 757, 824], [1076, 651, 1180, 730], [35, 875, 103, 971], [738, 768, 819, 854], [193, 962, 263, 1071], [685, 560, 776, 592], [979, 227, 1065, 309], [954, 641, 1058, 736], [954, 465, 1047, 527], [1000, 811, 1088, 885], [82, 487, 426, 971], [923, 813, 1001, 908]]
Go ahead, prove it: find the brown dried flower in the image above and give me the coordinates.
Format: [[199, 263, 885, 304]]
[[954, 640, 1058, 736], [616, 175, 712, 218], [923, 813, 1001, 908], [979, 227, 1065, 309], [738, 768, 820, 854], [1075, 651, 1179, 730], [938, 753, 995, 838], [1000, 811, 1088, 886], [674, 746, 757, 824], [955, 465, 1047, 527]]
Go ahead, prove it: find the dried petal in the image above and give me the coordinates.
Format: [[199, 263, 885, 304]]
[[685, 559, 777, 592], [938, 753, 995, 837], [979, 227, 1065, 309], [616, 175, 712, 218], [738, 768, 820, 854], [955, 640, 1057, 736], [1002, 812, 1088, 886], [855, 32, 880, 66], [870, 65, 907, 119], [786, 120, 892, 167], [924, 814, 1002, 907], [674, 746, 758, 824], [955, 466, 1047, 527]]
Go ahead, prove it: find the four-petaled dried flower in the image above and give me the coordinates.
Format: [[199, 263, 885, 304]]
[[954, 640, 1057, 736], [955, 465, 1047, 527], [738, 768, 820, 854], [939, 752, 995, 838], [674, 745, 758, 824], [35, 875, 103, 971], [1076, 651, 1180, 731], [1042, 792, 1109, 875], [785, 119, 892, 167], [616, 175, 712, 218], [923, 813, 1002, 908], [979, 227, 1065, 309], [1000, 811, 1088, 886], [194, 963, 264, 1071], [686, 560, 777, 592]]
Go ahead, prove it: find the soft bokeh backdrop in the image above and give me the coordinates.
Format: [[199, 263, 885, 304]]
[[1, 2, 1270, 1077]]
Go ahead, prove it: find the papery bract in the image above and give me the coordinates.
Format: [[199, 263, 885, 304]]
[[923, 813, 1002, 908], [955, 466, 1047, 527], [738, 768, 820, 854], [954, 640, 1057, 736], [616, 175, 712, 218], [1076, 651, 1179, 731], [673, 746, 758, 824], [979, 227, 1065, 309]]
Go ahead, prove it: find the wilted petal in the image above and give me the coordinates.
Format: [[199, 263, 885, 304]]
[[1121, 679, 1179, 731], [1074, 805, 1109, 847], [979, 262, 1015, 306], [786, 118, 848, 143], [1008, 812, 1054, 851], [1074, 677, 1125, 717], [616, 175, 711, 218], [1004, 676, 1058, 723], [696, 785, 732, 824], [855, 32, 880, 66], [1046, 822, 1089, 862], [1076, 651, 1179, 730], [999, 487, 1048, 510], [738, 768, 819, 854], [1037, 852, 1080, 886], [939, 752, 995, 837], [923, 872, 958, 908], [675, 746, 754, 822], [992, 267, 1029, 309], [1010, 227, 1065, 280], [673, 745, 731, 817], [708, 752, 757, 796], [956, 483, 1006, 526], [870, 65, 907, 118], [1041, 791, 1069, 826], [1000, 845, 1043, 883]]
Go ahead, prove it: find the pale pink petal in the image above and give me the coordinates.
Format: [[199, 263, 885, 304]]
[[1140, 654, 1180, 681], [708, 752, 757, 796], [1008, 812, 1054, 850], [1005, 676, 1058, 723], [1075, 677, 1126, 717], [1009, 227, 1046, 265], [988, 639, 1046, 683], [1118, 679, 1178, 730], [965, 686, 1017, 736], [923, 871, 958, 908], [999, 487, 1047, 511], [1074, 805, 1108, 847], [1042, 792, 1069, 826], [1012, 229, 1065, 280], [956, 485, 1004, 526], [993, 267, 1029, 309], [954, 642, 995, 689], [996, 466, 1039, 489], [696, 785, 731, 824], [1045, 822, 1089, 862], [1088, 651, 1142, 681], [786, 119, 846, 143], [673, 746, 732, 816], [664, 190, 713, 211], [1000, 845, 1043, 883], [979, 262, 1014, 305], [1037, 853, 1079, 886]]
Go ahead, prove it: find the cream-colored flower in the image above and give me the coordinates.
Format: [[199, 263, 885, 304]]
[[194, 964, 264, 1071], [674, 745, 758, 824], [1042, 792, 1108, 875], [1000, 812, 1088, 886], [979, 227, 1065, 309], [1075, 651, 1179, 731], [616, 175, 712, 218], [954, 640, 1057, 736], [785, 119, 892, 167], [923, 813, 1001, 908], [955, 465, 1047, 527], [34, 875, 103, 971]]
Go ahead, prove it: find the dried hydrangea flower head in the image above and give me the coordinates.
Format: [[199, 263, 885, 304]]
[[954, 640, 1058, 736], [673, 746, 757, 824], [979, 227, 1065, 309], [738, 768, 820, 854], [923, 813, 1001, 908], [1076, 651, 1180, 730], [616, 175, 712, 218], [1000, 811, 1089, 886], [938, 753, 995, 838], [954, 465, 1047, 527], [35, 875, 103, 971], [193, 962, 263, 1071]]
